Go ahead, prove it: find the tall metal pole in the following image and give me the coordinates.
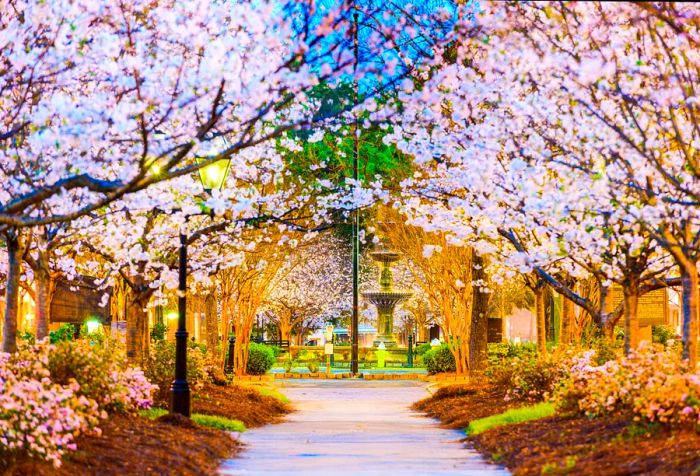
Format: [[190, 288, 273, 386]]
[[170, 232, 191, 416], [350, 11, 360, 376]]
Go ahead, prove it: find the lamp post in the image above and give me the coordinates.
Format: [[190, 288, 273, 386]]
[[170, 140, 231, 417], [350, 10, 360, 377]]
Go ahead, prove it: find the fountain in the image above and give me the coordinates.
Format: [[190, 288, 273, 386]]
[[362, 248, 412, 348]]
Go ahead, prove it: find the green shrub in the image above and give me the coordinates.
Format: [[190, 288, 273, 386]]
[[283, 354, 295, 372], [246, 343, 276, 375], [487, 342, 537, 367], [268, 345, 282, 358], [17, 330, 35, 346], [652, 325, 675, 346], [415, 343, 432, 355], [145, 340, 214, 405], [424, 344, 456, 374], [49, 323, 75, 343], [307, 361, 320, 373], [150, 322, 167, 342]]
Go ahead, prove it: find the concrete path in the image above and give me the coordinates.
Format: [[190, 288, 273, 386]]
[[220, 379, 509, 476]]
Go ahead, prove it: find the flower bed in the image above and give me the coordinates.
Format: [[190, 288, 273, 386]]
[[554, 344, 700, 427], [0, 340, 157, 469], [415, 343, 700, 475]]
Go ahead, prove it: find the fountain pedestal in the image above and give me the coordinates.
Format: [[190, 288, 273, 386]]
[[362, 249, 411, 348]]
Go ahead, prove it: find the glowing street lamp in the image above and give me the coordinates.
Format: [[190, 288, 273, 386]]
[[196, 156, 231, 194]]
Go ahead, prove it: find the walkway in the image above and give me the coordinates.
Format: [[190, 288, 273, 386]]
[[220, 379, 509, 476]]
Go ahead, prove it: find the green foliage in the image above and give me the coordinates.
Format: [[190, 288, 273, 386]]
[[192, 414, 246, 432], [652, 325, 675, 346], [49, 323, 75, 344], [150, 322, 167, 342], [283, 354, 295, 372], [487, 342, 538, 367], [268, 345, 283, 358], [466, 402, 555, 436], [17, 331, 35, 346], [414, 343, 432, 355], [145, 340, 214, 405], [246, 343, 276, 375], [591, 337, 619, 365], [424, 344, 456, 374], [79, 324, 106, 345], [306, 361, 320, 373]]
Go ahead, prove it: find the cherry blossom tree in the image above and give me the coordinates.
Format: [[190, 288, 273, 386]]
[[1, 0, 458, 353], [385, 1, 699, 363], [263, 235, 350, 345]]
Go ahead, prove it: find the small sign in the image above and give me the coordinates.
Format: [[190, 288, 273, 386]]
[[324, 343, 334, 355]]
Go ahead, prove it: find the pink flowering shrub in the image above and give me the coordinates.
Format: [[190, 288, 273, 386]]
[[47, 340, 157, 413], [0, 352, 101, 467], [0, 340, 158, 467], [487, 349, 574, 402], [553, 344, 700, 428]]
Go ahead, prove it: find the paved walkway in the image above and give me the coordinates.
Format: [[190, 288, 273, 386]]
[[220, 379, 509, 476]]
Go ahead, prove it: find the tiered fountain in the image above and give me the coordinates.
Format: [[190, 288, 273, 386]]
[[362, 248, 412, 348]]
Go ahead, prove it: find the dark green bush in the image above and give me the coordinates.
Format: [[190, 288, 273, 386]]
[[415, 343, 432, 356], [150, 322, 167, 342], [246, 343, 276, 375], [49, 323, 75, 344], [423, 344, 456, 374], [17, 331, 35, 346]]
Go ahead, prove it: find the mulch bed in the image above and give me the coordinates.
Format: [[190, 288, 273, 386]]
[[412, 384, 519, 429], [3, 383, 292, 475], [3, 414, 241, 476], [414, 384, 700, 476], [192, 383, 291, 428]]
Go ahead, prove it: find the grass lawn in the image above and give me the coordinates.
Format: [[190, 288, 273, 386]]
[[466, 402, 555, 435], [140, 408, 246, 432]]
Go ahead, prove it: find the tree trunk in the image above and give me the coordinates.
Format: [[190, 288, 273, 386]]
[[2, 233, 24, 353], [126, 290, 152, 364], [205, 290, 219, 359], [622, 276, 640, 355], [34, 252, 53, 340], [469, 254, 489, 372], [535, 286, 547, 353], [680, 261, 699, 367], [560, 296, 575, 345], [279, 316, 292, 343]]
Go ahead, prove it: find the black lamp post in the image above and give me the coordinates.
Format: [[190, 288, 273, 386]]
[[170, 140, 231, 417]]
